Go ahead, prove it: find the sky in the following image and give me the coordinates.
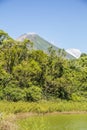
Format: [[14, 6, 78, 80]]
[[0, 0, 87, 53]]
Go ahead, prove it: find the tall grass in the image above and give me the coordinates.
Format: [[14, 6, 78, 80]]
[[1, 100, 87, 130], [0, 100, 87, 114], [17, 116, 49, 130]]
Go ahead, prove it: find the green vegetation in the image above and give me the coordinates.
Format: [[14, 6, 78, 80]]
[[1, 100, 87, 130], [18, 116, 48, 130], [1, 30, 87, 130], [0, 101, 87, 114], [17, 114, 87, 130], [0, 30, 87, 102]]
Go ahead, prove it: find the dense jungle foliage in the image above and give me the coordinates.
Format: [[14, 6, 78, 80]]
[[0, 30, 87, 102]]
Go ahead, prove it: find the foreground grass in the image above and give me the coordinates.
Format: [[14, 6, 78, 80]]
[[17, 113, 87, 130], [1, 100, 87, 130], [0, 100, 87, 114], [17, 116, 50, 130]]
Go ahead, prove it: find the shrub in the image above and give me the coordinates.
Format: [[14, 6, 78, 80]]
[[25, 86, 42, 101], [3, 87, 26, 101], [0, 90, 4, 100], [71, 93, 86, 102]]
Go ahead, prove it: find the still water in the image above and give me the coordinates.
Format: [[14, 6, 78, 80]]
[[18, 114, 87, 130]]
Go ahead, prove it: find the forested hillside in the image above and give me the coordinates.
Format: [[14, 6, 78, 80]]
[[0, 30, 87, 102]]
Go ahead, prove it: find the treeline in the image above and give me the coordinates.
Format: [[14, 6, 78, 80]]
[[0, 30, 87, 102]]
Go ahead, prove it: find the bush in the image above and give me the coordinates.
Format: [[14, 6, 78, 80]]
[[25, 86, 42, 101], [71, 93, 86, 102], [3, 87, 26, 101], [0, 90, 4, 100]]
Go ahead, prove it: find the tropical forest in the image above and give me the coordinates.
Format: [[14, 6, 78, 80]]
[[0, 30, 87, 130], [0, 30, 87, 102]]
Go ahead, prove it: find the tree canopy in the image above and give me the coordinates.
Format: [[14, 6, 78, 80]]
[[0, 30, 87, 102]]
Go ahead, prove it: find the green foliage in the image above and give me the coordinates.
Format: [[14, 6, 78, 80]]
[[13, 60, 42, 88], [0, 90, 4, 100], [1, 101, 87, 114], [0, 30, 87, 102], [25, 86, 42, 101], [3, 87, 26, 101], [0, 30, 10, 44]]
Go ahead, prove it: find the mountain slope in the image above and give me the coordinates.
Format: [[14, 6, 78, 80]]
[[66, 48, 81, 59], [17, 33, 75, 59], [17, 33, 59, 51]]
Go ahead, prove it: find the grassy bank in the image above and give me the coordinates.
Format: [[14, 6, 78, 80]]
[[0, 100, 87, 114], [1, 100, 87, 130]]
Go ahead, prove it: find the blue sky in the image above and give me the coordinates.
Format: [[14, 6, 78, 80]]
[[0, 0, 87, 52]]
